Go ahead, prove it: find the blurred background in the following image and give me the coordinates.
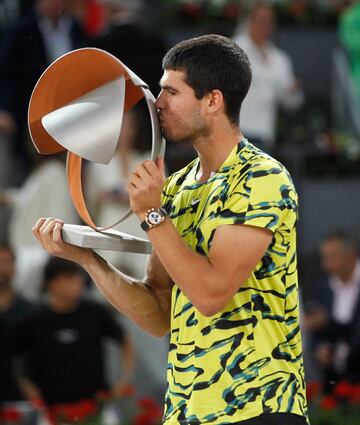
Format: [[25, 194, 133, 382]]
[[0, 1, 359, 424]]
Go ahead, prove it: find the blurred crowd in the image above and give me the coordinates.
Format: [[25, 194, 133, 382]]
[[0, 1, 359, 424]]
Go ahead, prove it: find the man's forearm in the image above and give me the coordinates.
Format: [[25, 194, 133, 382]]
[[144, 219, 217, 314], [82, 251, 170, 337], [142, 217, 272, 316]]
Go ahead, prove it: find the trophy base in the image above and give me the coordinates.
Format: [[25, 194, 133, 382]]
[[61, 224, 152, 254]]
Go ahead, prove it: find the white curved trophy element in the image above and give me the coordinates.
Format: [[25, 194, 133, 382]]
[[28, 48, 166, 253], [42, 77, 126, 164]]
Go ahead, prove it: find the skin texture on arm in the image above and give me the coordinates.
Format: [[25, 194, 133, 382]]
[[32, 218, 173, 337], [111, 332, 136, 397]]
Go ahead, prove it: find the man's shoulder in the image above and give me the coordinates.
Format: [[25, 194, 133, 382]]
[[235, 141, 293, 181]]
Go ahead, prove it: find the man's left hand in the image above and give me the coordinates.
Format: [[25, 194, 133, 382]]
[[127, 158, 165, 219]]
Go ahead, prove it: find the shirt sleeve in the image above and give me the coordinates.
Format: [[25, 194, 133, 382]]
[[216, 163, 298, 233]]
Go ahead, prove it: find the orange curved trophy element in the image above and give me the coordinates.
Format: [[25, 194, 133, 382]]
[[28, 48, 165, 237]]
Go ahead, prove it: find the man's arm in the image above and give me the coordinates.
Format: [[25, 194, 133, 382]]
[[14, 357, 43, 402], [129, 159, 273, 317], [145, 221, 272, 316], [32, 218, 173, 337], [111, 332, 136, 397]]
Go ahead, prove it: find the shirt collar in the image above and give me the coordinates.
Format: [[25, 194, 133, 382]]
[[330, 259, 360, 290]]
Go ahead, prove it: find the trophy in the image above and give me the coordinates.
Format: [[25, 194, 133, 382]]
[[28, 48, 165, 254]]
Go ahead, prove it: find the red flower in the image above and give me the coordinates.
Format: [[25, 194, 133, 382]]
[[182, 3, 202, 19], [0, 408, 22, 423], [138, 397, 162, 419], [306, 381, 322, 401], [49, 399, 98, 423], [223, 3, 241, 20], [320, 395, 338, 410], [334, 380, 353, 399], [95, 389, 110, 401], [349, 384, 360, 404], [134, 412, 156, 425], [30, 398, 46, 409]]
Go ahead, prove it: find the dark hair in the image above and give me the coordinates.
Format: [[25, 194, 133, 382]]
[[162, 34, 252, 125], [43, 257, 84, 291]]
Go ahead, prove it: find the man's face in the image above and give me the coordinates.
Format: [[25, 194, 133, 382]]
[[50, 273, 84, 305], [320, 239, 354, 278], [37, 0, 66, 20], [249, 7, 274, 43], [0, 248, 15, 288], [155, 69, 209, 142]]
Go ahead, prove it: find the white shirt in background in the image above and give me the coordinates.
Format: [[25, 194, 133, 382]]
[[234, 33, 304, 147], [330, 260, 360, 325], [39, 16, 73, 63]]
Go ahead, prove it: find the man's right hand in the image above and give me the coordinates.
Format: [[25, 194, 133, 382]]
[[32, 218, 91, 266]]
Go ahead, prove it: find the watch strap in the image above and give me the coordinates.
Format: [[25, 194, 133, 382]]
[[140, 208, 167, 231]]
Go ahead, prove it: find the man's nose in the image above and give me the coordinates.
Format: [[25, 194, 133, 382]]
[[155, 91, 164, 109]]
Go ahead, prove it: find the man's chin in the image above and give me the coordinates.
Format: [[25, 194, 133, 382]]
[[162, 129, 187, 143]]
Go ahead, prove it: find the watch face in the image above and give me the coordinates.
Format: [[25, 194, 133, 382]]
[[148, 211, 163, 225]]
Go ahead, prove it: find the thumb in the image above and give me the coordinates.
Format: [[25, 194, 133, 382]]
[[156, 157, 165, 176]]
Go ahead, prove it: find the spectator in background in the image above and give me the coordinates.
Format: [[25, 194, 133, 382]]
[[0, 244, 37, 404], [85, 111, 169, 402], [339, 0, 360, 100], [304, 232, 360, 390], [233, 2, 304, 154], [93, 0, 167, 96], [13, 257, 134, 407], [0, 0, 87, 182], [0, 155, 78, 300]]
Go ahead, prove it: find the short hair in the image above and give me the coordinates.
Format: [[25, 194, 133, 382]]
[[162, 34, 252, 126], [43, 257, 84, 291], [323, 231, 359, 253]]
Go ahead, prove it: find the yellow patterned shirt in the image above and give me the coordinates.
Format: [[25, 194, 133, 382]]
[[161, 139, 307, 424]]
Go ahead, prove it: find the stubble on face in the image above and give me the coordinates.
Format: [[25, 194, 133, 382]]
[[161, 100, 210, 143], [158, 69, 211, 143]]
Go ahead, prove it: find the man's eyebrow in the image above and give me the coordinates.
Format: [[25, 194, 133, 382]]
[[159, 82, 179, 92]]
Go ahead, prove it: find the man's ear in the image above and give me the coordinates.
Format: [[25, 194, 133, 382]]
[[207, 89, 224, 113]]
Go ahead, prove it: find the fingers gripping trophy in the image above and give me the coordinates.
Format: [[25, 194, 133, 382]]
[[28, 48, 166, 254]]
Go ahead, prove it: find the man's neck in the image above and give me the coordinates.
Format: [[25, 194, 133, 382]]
[[193, 123, 243, 183], [48, 296, 79, 313], [248, 32, 267, 48], [0, 286, 16, 311]]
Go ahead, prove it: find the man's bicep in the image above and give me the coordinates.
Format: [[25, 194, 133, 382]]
[[144, 251, 173, 314], [209, 224, 273, 293]]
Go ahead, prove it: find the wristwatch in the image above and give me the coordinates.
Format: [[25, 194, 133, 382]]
[[140, 208, 167, 231]]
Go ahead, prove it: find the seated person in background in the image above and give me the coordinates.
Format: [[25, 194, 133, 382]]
[[0, 0, 87, 180], [304, 231, 360, 390], [0, 244, 37, 404], [12, 257, 134, 406], [233, 2, 304, 154]]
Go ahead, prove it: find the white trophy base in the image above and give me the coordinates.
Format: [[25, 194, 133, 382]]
[[61, 224, 152, 254]]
